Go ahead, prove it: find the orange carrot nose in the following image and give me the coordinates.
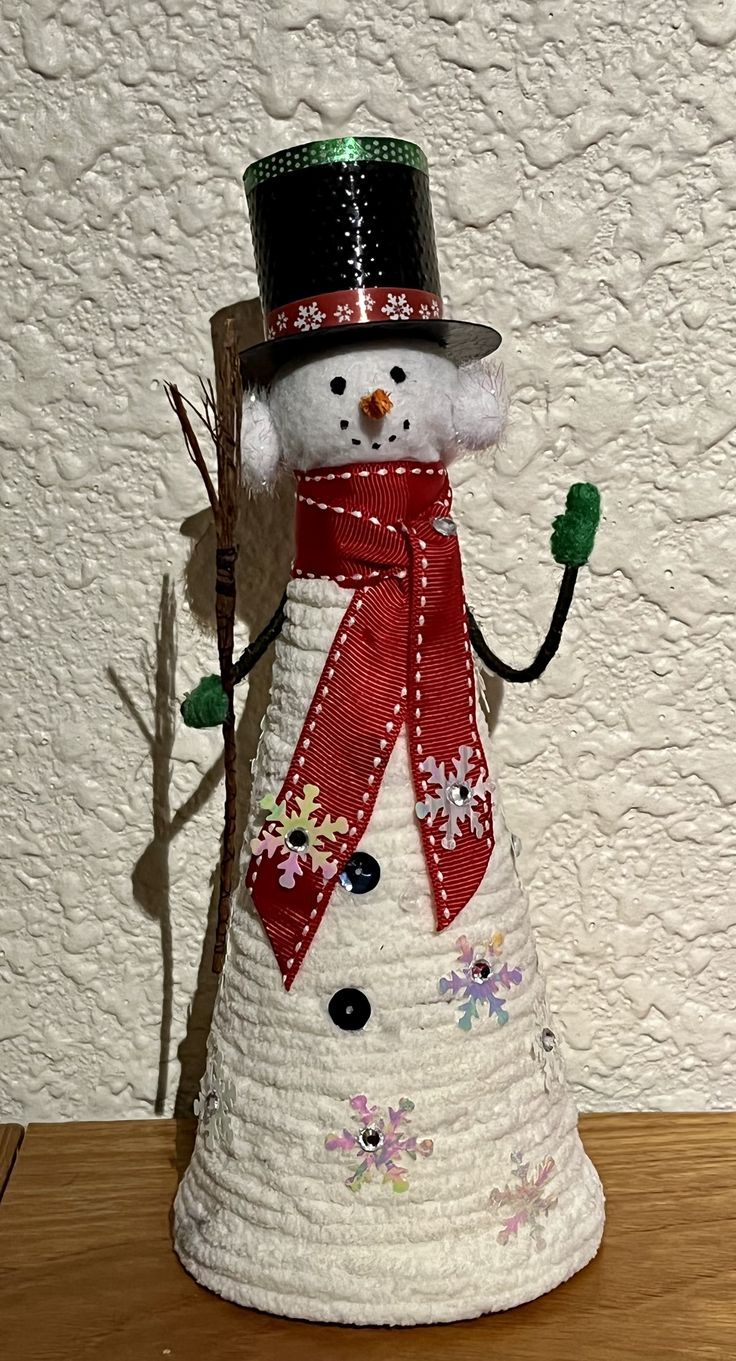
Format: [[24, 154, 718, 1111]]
[[359, 388, 393, 420]]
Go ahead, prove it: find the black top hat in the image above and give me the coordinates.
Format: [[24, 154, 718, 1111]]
[[240, 136, 502, 386]]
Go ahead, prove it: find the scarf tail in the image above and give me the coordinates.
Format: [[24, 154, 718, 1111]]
[[247, 463, 494, 988]]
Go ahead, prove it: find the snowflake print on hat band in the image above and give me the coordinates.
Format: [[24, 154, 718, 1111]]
[[325, 1095, 433, 1194], [245, 463, 496, 990], [263, 287, 442, 340], [293, 301, 327, 332]]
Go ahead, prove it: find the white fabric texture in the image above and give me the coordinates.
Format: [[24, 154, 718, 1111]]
[[174, 574, 605, 1325]]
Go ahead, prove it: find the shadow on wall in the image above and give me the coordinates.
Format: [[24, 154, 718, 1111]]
[[108, 577, 179, 1116], [107, 297, 294, 1117], [173, 477, 294, 1117], [109, 489, 294, 1117]]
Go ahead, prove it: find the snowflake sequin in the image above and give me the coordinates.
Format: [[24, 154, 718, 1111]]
[[439, 933, 523, 1030], [250, 783, 348, 889], [415, 744, 492, 850], [530, 999, 566, 1093], [194, 1044, 235, 1153], [276, 311, 289, 332], [325, 1095, 433, 1193], [363, 292, 376, 312], [294, 301, 327, 331], [381, 291, 413, 320], [418, 303, 432, 319], [333, 303, 354, 323], [489, 1151, 558, 1251]]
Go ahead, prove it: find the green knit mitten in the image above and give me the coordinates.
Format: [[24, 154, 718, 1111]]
[[551, 483, 601, 567], [181, 674, 228, 729]]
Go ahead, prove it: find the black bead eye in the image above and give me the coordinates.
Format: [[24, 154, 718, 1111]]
[[403, 419, 411, 430], [328, 988, 371, 1032], [340, 419, 349, 429], [339, 851, 381, 895], [330, 376, 346, 395], [390, 366, 406, 383]]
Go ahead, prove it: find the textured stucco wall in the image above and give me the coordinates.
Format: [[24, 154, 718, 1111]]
[[2, 1, 734, 1121]]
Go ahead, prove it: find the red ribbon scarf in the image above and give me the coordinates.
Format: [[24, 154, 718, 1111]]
[[246, 461, 495, 989]]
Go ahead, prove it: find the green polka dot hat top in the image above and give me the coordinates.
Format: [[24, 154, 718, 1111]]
[[240, 134, 502, 385], [243, 135, 429, 193]]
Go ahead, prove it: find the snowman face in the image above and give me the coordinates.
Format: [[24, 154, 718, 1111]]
[[268, 339, 459, 471], [241, 338, 506, 487]]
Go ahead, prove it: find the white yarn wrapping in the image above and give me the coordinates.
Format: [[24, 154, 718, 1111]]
[[174, 577, 605, 1325]]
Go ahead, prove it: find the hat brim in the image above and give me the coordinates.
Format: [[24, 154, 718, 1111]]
[[239, 318, 502, 387]]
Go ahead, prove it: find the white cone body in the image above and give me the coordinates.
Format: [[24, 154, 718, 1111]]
[[174, 578, 605, 1325]]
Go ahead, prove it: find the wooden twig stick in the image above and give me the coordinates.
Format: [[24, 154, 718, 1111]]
[[165, 384, 219, 514], [210, 317, 242, 974], [164, 321, 242, 975]]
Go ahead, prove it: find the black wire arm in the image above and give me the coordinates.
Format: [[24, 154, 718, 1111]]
[[467, 565, 579, 683], [233, 591, 287, 683], [231, 567, 579, 690]]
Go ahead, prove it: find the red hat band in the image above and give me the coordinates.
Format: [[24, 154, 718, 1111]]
[[264, 286, 443, 342]]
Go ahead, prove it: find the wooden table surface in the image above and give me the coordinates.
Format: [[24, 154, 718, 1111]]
[[1, 1113, 734, 1361], [0, 1122, 23, 1200]]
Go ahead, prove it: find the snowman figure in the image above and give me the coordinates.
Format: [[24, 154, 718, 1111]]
[[174, 136, 605, 1325]]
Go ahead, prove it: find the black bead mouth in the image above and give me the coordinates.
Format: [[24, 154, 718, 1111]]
[[343, 429, 402, 451]]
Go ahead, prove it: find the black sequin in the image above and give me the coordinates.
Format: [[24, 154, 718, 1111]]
[[339, 851, 381, 895], [328, 988, 372, 1032]]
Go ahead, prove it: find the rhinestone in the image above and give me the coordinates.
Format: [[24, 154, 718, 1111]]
[[432, 516, 456, 537], [448, 782, 471, 806], [471, 959, 491, 982], [541, 1027, 556, 1052], [357, 1125, 384, 1152], [285, 827, 309, 851]]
